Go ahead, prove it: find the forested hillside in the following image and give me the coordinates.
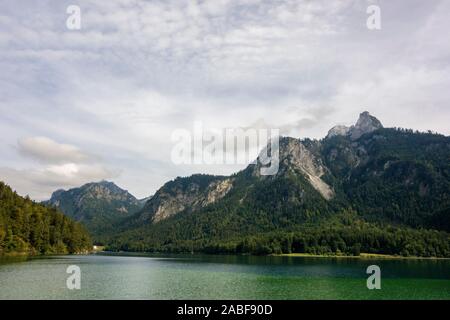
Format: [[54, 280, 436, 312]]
[[107, 212, 450, 257], [0, 182, 91, 255], [322, 128, 450, 230]]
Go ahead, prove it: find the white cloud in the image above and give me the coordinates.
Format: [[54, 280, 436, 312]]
[[0, 0, 449, 200], [18, 136, 89, 164], [0, 136, 116, 200], [0, 164, 116, 201]]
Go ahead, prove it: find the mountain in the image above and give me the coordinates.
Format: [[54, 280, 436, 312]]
[[134, 174, 231, 223], [45, 181, 143, 239], [0, 181, 91, 255], [107, 112, 450, 257], [326, 111, 383, 140], [138, 196, 153, 206]]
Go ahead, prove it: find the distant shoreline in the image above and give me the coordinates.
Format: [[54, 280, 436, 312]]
[[0, 249, 93, 258], [2, 251, 450, 260], [274, 252, 450, 260], [95, 251, 450, 260]]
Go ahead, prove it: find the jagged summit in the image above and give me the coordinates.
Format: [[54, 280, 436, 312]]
[[351, 111, 383, 139], [326, 111, 383, 140], [50, 180, 119, 197]]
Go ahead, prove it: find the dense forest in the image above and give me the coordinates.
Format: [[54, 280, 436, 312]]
[[106, 209, 450, 257], [0, 182, 91, 255], [322, 128, 450, 231]]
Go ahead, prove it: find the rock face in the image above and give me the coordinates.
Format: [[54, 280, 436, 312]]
[[45, 181, 143, 235], [326, 111, 383, 140], [137, 174, 233, 223], [278, 138, 334, 200], [250, 137, 334, 200], [326, 125, 351, 138], [350, 111, 383, 140]]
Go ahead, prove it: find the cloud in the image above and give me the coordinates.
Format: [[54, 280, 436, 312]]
[[0, 0, 449, 200], [0, 164, 116, 201], [18, 136, 89, 164], [0, 136, 116, 200]]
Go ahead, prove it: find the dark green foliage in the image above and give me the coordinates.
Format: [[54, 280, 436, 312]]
[[107, 212, 450, 258], [0, 182, 91, 255], [323, 128, 450, 230]]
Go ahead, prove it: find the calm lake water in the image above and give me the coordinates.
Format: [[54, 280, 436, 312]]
[[0, 253, 449, 299]]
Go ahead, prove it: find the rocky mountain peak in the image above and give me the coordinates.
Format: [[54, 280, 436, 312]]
[[138, 174, 232, 223], [48, 181, 140, 206], [351, 111, 383, 140], [326, 111, 383, 140], [90, 182, 121, 197], [45, 181, 143, 234]]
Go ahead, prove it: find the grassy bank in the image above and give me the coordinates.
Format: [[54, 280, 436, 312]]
[[0, 251, 31, 257], [274, 252, 450, 260], [1, 248, 94, 258]]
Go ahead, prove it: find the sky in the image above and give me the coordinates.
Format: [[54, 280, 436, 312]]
[[0, 0, 449, 200]]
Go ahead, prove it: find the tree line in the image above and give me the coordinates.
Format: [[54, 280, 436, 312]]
[[0, 182, 91, 255], [106, 213, 450, 258]]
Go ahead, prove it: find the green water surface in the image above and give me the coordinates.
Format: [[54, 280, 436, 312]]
[[0, 253, 449, 299]]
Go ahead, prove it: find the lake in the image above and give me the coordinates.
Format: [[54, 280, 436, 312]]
[[0, 253, 449, 299]]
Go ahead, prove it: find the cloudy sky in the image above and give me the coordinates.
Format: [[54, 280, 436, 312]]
[[1, 0, 449, 200]]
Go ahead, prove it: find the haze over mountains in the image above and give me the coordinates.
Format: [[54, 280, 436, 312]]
[[35, 112, 450, 257]]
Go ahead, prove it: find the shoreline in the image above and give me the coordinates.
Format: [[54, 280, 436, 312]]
[[274, 252, 450, 260], [2, 251, 450, 260], [97, 251, 450, 260], [0, 249, 93, 258]]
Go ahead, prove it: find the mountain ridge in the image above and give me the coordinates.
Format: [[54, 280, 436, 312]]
[[104, 112, 450, 256], [44, 180, 144, 239], [129, 111, 384, 226]]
